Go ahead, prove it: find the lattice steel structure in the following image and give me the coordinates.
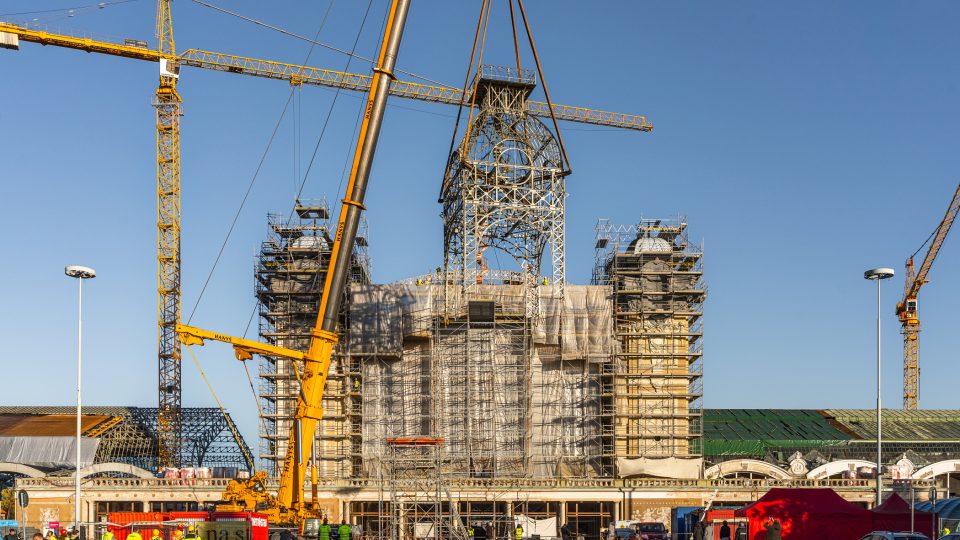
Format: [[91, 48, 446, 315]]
[[155, 0, 184, 469], [255, 201, 370, 477], [593, 218, 705, 466], [0, 406, 252, 473], [441, 66, 568, 317]]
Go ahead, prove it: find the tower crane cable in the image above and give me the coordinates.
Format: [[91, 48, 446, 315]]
[[186, 0, 341, 324], [0, 0, 139, 18], [910, 223, 940, 261], [187, 0, 445, 87]]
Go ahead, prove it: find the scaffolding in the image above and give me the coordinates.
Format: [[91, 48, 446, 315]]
[[380, 437, 468, 540], [255, 199, 370, 478], [592, 218, 705, 475], [350, 282, 610, 480]]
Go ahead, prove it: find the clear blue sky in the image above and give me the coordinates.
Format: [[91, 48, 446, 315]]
[[1, 1, 958, 462]]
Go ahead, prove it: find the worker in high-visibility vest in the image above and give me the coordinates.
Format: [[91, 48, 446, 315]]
[[515, 525, 523, 540], [337, 521, 351, 540], [127, 532, 142, 540], [102, 532, 114, 540], [318, 519, 331, 540], [150, 529, 162, 540], [468, 525, 475, 539], [184, 526, 198, 540]]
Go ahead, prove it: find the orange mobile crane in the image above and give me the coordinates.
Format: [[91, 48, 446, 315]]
[[176, 0, 411, 526], [896, 182, 960, 410], [0, 1, 651, 472]]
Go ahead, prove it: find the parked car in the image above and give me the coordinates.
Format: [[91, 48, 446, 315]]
[[635, 523, 668, 540], [859, 532, 929, 540]]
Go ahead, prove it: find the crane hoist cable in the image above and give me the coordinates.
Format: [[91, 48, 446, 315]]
[[186, 0, 354, 323], [0, 0, 139, 18], [184, 344, 256, 472]]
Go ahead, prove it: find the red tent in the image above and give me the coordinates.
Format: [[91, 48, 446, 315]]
[[872, 493, 934, 538], [734, 488, 873, 540]]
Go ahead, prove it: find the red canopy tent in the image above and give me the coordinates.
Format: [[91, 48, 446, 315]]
[[734, 488, 873, 540], [871, 493, 934, 538]]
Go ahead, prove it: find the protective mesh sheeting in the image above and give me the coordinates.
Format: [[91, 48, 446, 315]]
[[352, 283, 612, 478], [349, 284, 614, 357], [0, 436, 98, 468]]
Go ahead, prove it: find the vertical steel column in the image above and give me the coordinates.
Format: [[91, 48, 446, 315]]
[[155, 0, 183, 468]]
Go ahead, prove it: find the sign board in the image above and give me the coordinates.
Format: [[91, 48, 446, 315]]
[[17, 491, 28, 508], [198, 521, 250, 540], [48, 522, 61, 530], [0, 520, 18, 528]]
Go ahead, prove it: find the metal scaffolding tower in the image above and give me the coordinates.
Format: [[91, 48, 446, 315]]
[[255, 200, 370, 477], [593, 218, 705, 468]]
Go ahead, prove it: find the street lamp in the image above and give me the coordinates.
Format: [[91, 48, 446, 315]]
[[65, 265, 95, 535], [864, 266, 894, 506]]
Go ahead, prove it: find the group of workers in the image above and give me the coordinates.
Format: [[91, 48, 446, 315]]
[[98, 525, 200, 540], [317, 518, 357, 540]]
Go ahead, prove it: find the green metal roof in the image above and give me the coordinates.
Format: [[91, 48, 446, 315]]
[[704, 409, 849, 456], [824, 409, 960, 441], [703, 409, 960, 457]]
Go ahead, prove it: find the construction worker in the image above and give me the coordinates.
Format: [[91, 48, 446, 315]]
[[127, 532, 142, 540], [184, 526, 198, 540], [150, 530, 162, 540], [337, 521, 351, 540], [468, 525, 475, 540], [101, 532, 113, 540], [515, 525, 523, 540], [318, 519, 331, 540]]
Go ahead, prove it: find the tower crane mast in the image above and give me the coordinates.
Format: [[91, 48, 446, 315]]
[[154, 0, 184, 467], [896, 182, 960, 410]]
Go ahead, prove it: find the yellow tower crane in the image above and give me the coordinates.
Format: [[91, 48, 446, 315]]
[[896, 182, 960, 410], [0, 4, 652, 471]]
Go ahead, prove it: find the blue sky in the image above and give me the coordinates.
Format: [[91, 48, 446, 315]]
[[1, 1, 958, 461]]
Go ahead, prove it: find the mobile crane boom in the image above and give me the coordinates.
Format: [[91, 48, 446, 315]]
[[176, 0, 410, 527], [896, 182, 960, 410]]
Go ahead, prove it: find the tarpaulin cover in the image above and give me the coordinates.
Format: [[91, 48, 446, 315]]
[[871, 494, 933, 538], [616, 457, 702, 479], [514, 515, 557, 538], [734, 488, 872, 540], [0, 436, 98, 468]]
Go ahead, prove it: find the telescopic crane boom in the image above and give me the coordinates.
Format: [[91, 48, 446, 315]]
[[896, 182, 960, 410], [176, 0, 410, 527]]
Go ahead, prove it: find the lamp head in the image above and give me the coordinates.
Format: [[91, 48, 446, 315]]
[[864, 267, 894, 280], [65, 265, 96, 279]]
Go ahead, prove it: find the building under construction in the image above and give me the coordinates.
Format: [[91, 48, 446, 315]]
[[245, 67, 706, 535]]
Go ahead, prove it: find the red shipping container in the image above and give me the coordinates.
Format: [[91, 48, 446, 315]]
[[107, 512, 167, 540]]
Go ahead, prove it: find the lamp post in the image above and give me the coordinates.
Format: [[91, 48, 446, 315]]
[[864, 266, 894, 506], [65, 265, 96, 534]]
